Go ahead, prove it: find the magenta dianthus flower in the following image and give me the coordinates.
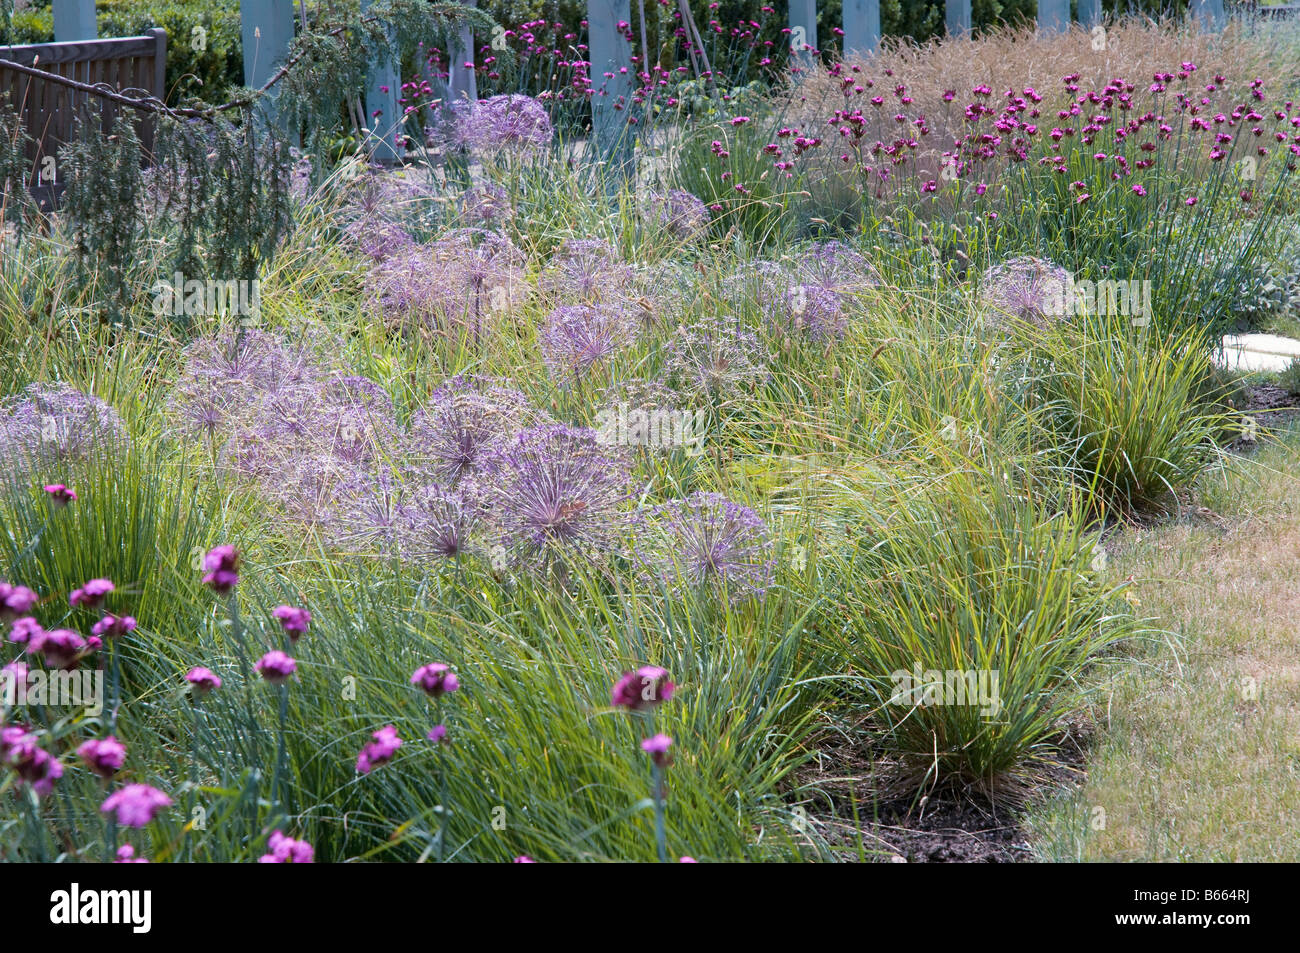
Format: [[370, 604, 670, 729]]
[[69, 578, 114, 609], [641, 733, 673, 767], [411, 662, 460, 697], [43, 484, 77, 506], [255, 650, 297, 686], [92, 614, 136, 639], [100, 783, 172, 827], [272, 605, 311, 642], [77, 736, 127, 778], [186, 666, 222, 695], [259, 830, 315, 863], [356, 724, 402, 774], [201, 545, 240, 593], [611, 665, 675, 710]]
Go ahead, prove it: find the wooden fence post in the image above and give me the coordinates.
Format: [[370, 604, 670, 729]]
[[842, 0, 880, 57], [361, 0, 401, 162], [52, 0, 97, 42], [1037, 0, 1069, 33], [238, 0, 294, 127], [587, 0, 633, 176], [945, 0, 970, 36], [788, 0, 818, 70]]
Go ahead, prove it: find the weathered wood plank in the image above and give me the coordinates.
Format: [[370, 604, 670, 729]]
[[0, 31, 168, 179]]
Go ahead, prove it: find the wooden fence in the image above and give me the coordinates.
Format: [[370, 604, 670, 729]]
[[0, 28, 168, 186]]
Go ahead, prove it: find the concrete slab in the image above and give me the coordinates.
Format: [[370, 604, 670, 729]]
[[1222, 333, 1300, 357]]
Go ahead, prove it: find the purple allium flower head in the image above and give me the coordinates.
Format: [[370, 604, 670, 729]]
[[69, 578, 114, 609], [451, 94, 553, 156], [43, 484, 77, 506], [664, 314, 771, 398], [186, 666, 222, 695], [272, 606, 311, 642], [100, 784, 172, 828], [540, 239, 635, 305], [0, 383, 128, 473], [980, 256, 1073, 328], [92, 614, 137, 639], [402, 482, 477, 559], [0, 582, 39, 621], [323, 466, 433, 554], [427, 724, 449, 744], [202, 545, 240, 593], [356, 724, 402, 774], [337, 167, 432, 261], [114, 844, 148, 863], [411, 662, 460, 697], [631, 491, 775, 601], [611, 665, 675, 710], [259, 830, 315, 863], [641, 733, 674, 767], [679, 856, 698, 863], [459, 183, 515, 227], [6, 616, 42, 645], [744, 242, 878, 342], [540, 304, 638, 384], [513, 855, 536, 863], [39, 629, 93, 670], [371, 230, 528, 334], [645, 189, 711, 241], [170, 328, 321, 442], [408, 375, 542, 484], [476, 424, 633, 567], [77, 736, 127, 778], [255, 650, 297, 686]]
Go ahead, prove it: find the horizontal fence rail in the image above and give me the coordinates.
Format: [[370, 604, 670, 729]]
[[0, 28, 167, 189]]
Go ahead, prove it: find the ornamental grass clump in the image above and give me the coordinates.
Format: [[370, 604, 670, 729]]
[[821, 466, 1141, 790], [1034, 320, 1227, 514]]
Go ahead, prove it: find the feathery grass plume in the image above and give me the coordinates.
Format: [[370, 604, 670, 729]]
[[630, 491, 775, 602], [475, 423, 633, 569], [663, 313, 771, 398]]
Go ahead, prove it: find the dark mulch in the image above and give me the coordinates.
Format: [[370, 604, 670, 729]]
[[1228, 383, 1300, 451], [799, 718, 1091, 863]]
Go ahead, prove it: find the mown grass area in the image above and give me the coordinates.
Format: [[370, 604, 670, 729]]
[[1027, 424, 1300, 861]]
